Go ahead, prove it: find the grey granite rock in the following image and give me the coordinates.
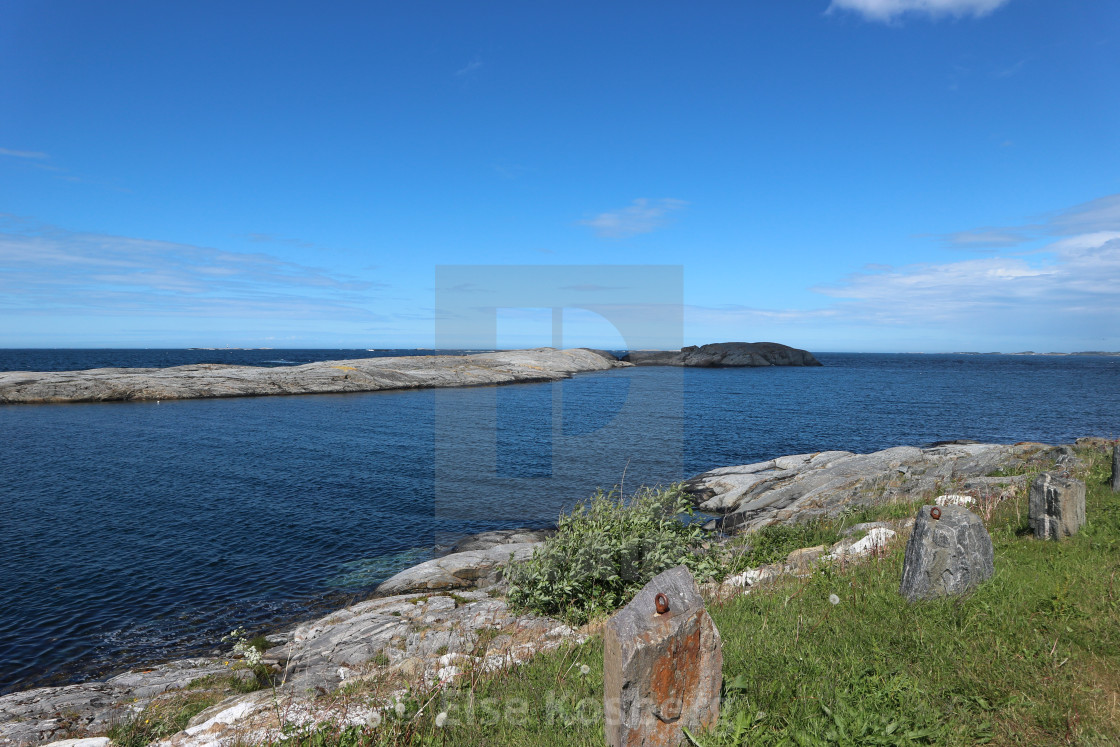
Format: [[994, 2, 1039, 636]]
[[0, 348, 626, 405], [899, 505, 994, 602], [0, 659, 229, 747], [446, 528, 556, 554], [624, 341, 820, 367], [604, 566, 721, 747], [2, 588, 583, 747], [374, 542, 543, 595], [686, 442, 1069, 533], [1029, 472, 1086, 540]]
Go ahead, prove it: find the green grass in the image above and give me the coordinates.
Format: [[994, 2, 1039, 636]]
[[271, 446, 1120, 746], [721, 501, 925, 572], [108, 690, 226, 747]]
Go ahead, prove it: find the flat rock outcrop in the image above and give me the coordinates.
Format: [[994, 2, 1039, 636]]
[[1, 588, 582, 747], [0, 659, 232, 746], [685, 442, 1077, 533], [374, 541, 544, 595], [0, 348, 626, 405], [623, 342, 821, 367]]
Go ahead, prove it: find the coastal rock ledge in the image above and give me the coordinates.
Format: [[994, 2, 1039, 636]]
[[623, 342, 821, 367], [0, 348, 625, 405], [0, 343, 820, 405]]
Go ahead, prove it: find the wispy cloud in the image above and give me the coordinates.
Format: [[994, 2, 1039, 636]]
[[807, 193, 1120, 331], [578, 198, 688, 238], [0, 218, 385, 320], [0, 147, 49, 159], [938, 228, 1030, 249], [561, 284, 627, 292], [994, 58, 1029, 78], [455, 57, 484, 77], [682, 193, 1120, 349], [244, 232, 318, 249], [1047, 193, 1120, 235], [828, 0, 1013, 22]]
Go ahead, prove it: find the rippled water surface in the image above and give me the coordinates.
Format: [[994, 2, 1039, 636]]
[[1, 350, 1118, 693]]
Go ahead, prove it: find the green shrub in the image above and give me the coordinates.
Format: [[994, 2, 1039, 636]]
[[506, 484, 723, 624]]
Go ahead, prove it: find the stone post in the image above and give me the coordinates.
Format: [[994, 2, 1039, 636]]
[[1112, 443, 1119, 492], [604, 565, 722, 747], [1029, 472, 1086, 540], [899, 505, 994, 602]]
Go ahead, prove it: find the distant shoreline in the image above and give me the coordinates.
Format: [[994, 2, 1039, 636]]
[[0, 342, 824, 405]]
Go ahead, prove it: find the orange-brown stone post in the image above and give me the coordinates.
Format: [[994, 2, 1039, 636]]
[[604, 565, 722, 747]]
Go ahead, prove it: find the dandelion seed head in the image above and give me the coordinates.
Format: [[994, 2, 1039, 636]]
[[394, 701, 406, 717], [580, 664, 590, 675], [435, 711, 448, 728], [829, 594, 840, 605]]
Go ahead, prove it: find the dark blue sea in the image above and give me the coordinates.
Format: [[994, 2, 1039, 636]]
[[1, 349, 1118, 694]]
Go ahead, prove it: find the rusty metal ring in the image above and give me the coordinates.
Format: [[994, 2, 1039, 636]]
[[654, 593, 670, 615], [930, 507, 941, 520]]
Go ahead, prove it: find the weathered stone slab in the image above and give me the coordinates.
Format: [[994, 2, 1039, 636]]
[[604, 566, 721, 747], [1029, 472, 1086, 540], [899, 505, 994, 602]]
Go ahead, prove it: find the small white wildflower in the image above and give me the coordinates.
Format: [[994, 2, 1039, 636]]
[[394, 700, 406, 717], [829, 594, 840, 605], [580, 664, 590, 675], [435, 711, 448, 728]]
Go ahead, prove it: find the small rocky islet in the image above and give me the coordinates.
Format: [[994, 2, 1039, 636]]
[[2, 434, 1105, 747]]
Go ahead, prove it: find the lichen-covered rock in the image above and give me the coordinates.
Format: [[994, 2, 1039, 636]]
[[1029, 472, 1086, 540], [899, 505, 994, 602], [604, 566, 722, 747]]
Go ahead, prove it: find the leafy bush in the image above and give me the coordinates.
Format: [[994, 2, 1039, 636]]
[[506, 484, 723, 624]]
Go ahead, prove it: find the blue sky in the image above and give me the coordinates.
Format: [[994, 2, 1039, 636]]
[[1, 0, 1117, 351]]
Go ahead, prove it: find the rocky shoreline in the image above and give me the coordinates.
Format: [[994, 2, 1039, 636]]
[[0, 342, 821, 405], [3, 437, 1107, 747]]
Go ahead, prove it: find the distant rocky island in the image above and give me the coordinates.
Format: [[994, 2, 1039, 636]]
[[623, 341, 821, 367], [0, 342, 822, 405]]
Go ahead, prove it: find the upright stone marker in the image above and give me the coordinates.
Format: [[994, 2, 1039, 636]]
[[1029, 472, 1086, 540], [1111, 443, 1119, 492], [899, 505, 994, 602], [604, 565, 722, 747]]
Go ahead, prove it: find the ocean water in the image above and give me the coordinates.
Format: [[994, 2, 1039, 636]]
[[1, 350, 1118, 693]]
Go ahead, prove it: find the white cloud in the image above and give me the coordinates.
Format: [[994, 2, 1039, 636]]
[[455, 57, 483, 77], [808, 199, 1120, 333], [0, 218, 384, 320], [828, 0, 1012, 22], [578, 198, 688, 238], [684, 193, 1120, 350], [0, 147, 49, 159], [940, 228, 1028, 248], [1047, 193, 1120, 236]]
